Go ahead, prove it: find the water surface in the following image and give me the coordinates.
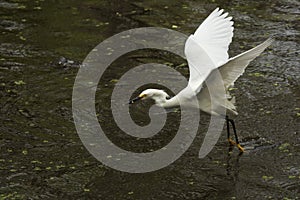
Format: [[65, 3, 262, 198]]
[[0, 0, 299, 199]]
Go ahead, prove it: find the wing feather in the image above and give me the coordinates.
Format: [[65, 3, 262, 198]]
[[193, 7, 234, 65], [219, 37, 274, 88], [184, 8, 234, 94], [196, 37, 274, 115]]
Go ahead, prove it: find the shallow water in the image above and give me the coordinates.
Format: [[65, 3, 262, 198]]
[[0, 0, 299, 199]]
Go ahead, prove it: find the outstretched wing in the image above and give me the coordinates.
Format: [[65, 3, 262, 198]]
[[218, 37, 274, 88], [185, 8, 234, 93], [196, 37, 274, 114], [193, 8, 234, 66]]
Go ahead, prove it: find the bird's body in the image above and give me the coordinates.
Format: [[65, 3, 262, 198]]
[[129, 8, 273, 152], [136, 34, 273, 115]]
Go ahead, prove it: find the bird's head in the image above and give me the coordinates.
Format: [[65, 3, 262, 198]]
[[129, 89, 170, 105]]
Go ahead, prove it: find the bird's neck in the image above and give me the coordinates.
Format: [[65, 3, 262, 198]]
[[152, 96, 166, 106], [155, 97, 179, 108]]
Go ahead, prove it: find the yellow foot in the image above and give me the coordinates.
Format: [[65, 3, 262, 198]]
[[237, 144, 245, 153], [228, 138, 236, 146]]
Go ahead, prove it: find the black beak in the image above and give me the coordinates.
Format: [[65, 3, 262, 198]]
[[129, 96, 142, 104]]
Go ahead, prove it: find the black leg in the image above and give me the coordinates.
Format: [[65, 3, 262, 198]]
[[225, 115, 244, 152], [226, 115, 230, 140], [228, 118, 240, 144], [226, 115, 235, 146]]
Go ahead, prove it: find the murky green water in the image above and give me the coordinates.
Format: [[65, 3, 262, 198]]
[[1, 0, 299, 199]]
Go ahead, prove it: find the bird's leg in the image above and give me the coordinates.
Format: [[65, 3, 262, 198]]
[[228, 118, 245, 153], [226, 116, 245, 153], [226, 115, 236, 146]]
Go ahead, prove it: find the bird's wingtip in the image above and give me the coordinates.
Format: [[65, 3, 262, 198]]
[[264, 36, 275, 47], [267, 35, 276, 43], [270, 36, 276, 42]]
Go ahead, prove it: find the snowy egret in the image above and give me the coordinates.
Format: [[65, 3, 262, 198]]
[[129, 8, 273, 152]]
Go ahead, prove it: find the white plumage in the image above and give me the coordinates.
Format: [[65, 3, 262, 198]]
[[130, 8, 273, 116], [129, 8, 273, 152]]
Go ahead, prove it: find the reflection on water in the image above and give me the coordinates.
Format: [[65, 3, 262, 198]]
[[0, 0, 299, 199]]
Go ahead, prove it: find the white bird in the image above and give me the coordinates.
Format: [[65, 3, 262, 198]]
[[129, 8, 274, 152]]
